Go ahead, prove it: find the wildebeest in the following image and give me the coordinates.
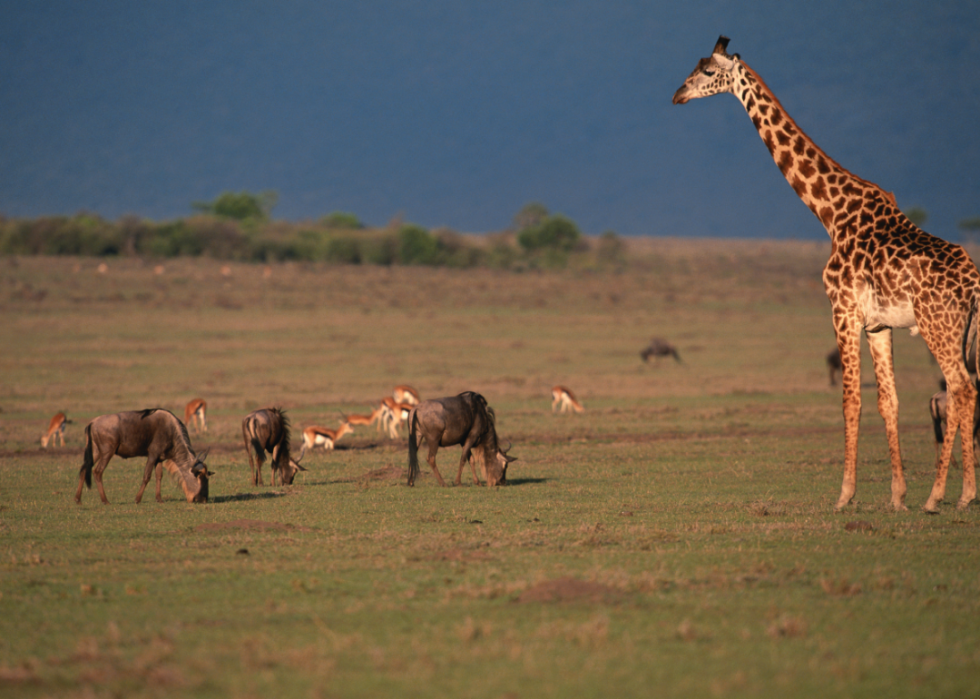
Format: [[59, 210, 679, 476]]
[[74, 409, 210, 505], [826, 349, 843, 387], [929, 385, 980, 471], [41, 411, 72, 448], [184, 398, 207, 433], [640, 338, 682, 364], [242, 407, 304, 486], [407, 391, 516, 487]]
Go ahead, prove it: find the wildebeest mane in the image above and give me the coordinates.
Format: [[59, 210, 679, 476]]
[[139, 407, 195, 454], [272, 407, 292, 467]]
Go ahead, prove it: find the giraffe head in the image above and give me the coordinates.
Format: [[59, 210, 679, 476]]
[[672, 36, 739, 105]]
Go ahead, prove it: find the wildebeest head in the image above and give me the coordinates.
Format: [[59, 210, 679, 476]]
[[482, 443, 517, 487], [282, 457, 308, 485], [188, 449, 211, 503]]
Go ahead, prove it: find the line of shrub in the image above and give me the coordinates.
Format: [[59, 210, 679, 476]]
[[0, 203, 628, 270]]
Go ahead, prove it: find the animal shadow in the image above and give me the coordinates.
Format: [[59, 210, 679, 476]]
[[210, 491, 286, 504]]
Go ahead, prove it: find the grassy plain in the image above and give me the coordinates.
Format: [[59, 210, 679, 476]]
[[2, 241, 979, 698]]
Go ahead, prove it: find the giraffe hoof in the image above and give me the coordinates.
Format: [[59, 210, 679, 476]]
[[956, 498, 974, 510], [922, 503, 941, 515]]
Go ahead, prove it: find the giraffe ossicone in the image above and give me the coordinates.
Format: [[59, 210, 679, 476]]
[[675, 36, 980, 513]]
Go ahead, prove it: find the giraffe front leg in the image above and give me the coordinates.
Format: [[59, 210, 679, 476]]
[[866, 329, 907, 511], [834, 329, 863, 511]]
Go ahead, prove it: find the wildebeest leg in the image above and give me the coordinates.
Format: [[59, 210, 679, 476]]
[[271, 444, 281, 486], [135, 455, 161, 504], [93, 454, 114, 504], [155, 462, 165, 502], [466, 449, 483, 486], [455, 440, 477, 486], [426, 444, 448, 486], [243, 422, 261, 486]]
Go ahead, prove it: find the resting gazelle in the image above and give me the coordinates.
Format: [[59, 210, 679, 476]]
[[297, 422, 354, 460], [551, 386, 584, 414]]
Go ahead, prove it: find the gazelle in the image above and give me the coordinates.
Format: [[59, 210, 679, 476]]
[[184, 398, 207, 433], [344, 406, 386, 431], [297, 421, 354, 460], [380, 397, 415, 438], [393, 385, 420, 405], [41, 412, 72, 448], [551, 386, 584, 414]]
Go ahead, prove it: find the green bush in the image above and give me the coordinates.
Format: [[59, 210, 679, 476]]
[[517, 214, 581, 253]]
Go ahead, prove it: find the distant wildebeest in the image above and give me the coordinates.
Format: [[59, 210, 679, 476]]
[[640, 338, 682, 364], [407, 391, 516, 487], [184, 398, 207, 433], [551, 386, 584, 414], [74, 409, 210, 505], [929, 384, 980, 471], [41, 411, 72, 448], [242, 407, 304, 486], [826, 349, 843, 387], [297, 421, 354, 460]]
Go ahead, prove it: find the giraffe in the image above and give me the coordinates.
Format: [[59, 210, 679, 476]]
[[673, 36, 980, 513]]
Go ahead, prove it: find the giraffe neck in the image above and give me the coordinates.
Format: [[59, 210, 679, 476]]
[[732, 61, 882, 236]]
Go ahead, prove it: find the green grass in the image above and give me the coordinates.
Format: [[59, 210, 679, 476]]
[[2, 247, 980, 698]]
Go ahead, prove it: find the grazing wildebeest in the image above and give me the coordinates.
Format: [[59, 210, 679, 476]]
[[74, 409, 210, 505], [242, 408, 304, 486], [407, 391, 516, 487], [929, 382, 980, 471], [184, 398, 207, 433], [640, 338, 682, 364], [41, 411, 72, 448], [826, 349, 843, 387]]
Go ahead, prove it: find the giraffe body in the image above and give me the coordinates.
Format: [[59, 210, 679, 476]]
[[674, 37, 980, 512]]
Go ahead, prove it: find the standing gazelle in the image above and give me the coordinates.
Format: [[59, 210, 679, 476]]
[[551, 386, 584, 414], [184, 398, 207, 434], [41, 412, 71, 448], [393, 385, 420, 406]]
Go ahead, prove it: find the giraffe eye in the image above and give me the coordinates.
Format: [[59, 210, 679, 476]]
[[703, 69, 716, 77]]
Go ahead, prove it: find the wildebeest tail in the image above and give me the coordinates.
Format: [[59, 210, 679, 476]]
[[81, 423, 95, 488], [407, 409, 420, 486]]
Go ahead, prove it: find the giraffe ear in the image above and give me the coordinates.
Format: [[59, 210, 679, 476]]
[[713, 36, 731, 56]]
